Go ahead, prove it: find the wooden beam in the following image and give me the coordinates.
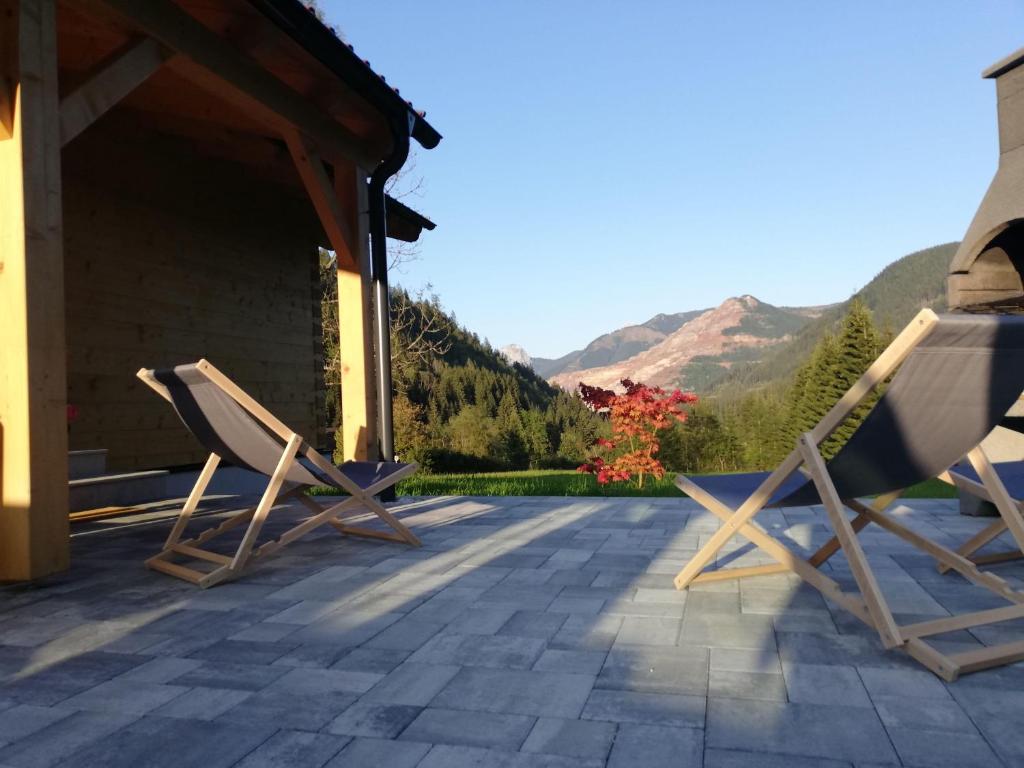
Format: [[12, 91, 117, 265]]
[[59, 36, 172, 146], [0, 0, 70, 581], [86, 0, 380, 169], [283, 127, 356, 270], [1, 1, 15, 139], [334, 160, 377, 462]]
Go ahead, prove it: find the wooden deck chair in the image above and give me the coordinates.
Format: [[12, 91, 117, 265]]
[[673, 309, 1024, 681], [137, 360, 420, 588], [938, 458, 1024, 573]]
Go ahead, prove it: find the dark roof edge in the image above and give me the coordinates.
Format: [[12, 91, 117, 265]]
[[386, 194, 436, 232], [248, 0, 442, 150]]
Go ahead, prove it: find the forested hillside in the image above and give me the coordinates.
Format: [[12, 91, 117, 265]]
[[711, 242, 956, 401], [319, 242, 957, 477], [320, 255, 602, 471]]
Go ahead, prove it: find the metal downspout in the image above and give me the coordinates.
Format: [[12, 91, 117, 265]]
[[368, 113, 414, 465]]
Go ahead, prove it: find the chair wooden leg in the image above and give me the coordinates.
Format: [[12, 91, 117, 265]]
[[800, 435, 902, 649], [356, 494, 421, 546], [229, 433, 302, 573], [966, 446, 1024, 556], [808, 490, 903, 567], [163, 452, 220, 550], [673, 450, 803, 590], [938, 518, 1007, 574]]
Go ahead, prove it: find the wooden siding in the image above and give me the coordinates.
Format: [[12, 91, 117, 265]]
[[61, 115, 325, 471]]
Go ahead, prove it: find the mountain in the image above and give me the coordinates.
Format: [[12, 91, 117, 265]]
[[548, 296, 823, 392], [710, 242, 957, 400], [533, 309, 707, 379], [500, 344, 532, 367]]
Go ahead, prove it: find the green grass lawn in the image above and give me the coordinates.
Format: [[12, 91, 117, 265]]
[[343, 469, 957, 499]]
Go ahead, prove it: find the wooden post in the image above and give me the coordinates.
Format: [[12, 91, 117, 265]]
[[334, 162, 377, 461], [0, 0, 70, 581], [283, 129, 376, 462]]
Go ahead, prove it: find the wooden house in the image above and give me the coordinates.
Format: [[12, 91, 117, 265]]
[[0, 0, 440, 581]]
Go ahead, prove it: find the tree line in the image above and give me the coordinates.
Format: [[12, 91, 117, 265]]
[[321, 253, 889, 475]]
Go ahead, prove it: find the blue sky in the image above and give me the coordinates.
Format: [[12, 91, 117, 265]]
[[323, 1, 1024, 359]]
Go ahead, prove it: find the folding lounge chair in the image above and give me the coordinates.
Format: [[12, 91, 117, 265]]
[[137, 360, 420, 588], [673, 309, 1024, 681]]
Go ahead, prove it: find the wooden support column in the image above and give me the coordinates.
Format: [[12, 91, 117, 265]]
[[0, 0, 70, 581], [334, 162, 377, 462], [284, 128, 376, 461]]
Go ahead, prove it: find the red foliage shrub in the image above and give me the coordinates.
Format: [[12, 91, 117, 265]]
[[577, 379, 697, 489]]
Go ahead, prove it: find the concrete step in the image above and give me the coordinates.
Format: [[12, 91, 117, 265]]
[[68, 449, 108, 480], [69, 470, 169, 512]]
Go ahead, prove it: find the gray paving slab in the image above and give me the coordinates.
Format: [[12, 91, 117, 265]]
[[150, 686, 252, 721], [499, 610, 570, 640], [399, 707, 535, 750], [56, 715, 276, 768], [607, 723, 703, 768], [782, 662, 873, 708], [59, 679, 189, 715], [217, 690, 359, 731], [433, 667, 595, 718], [887, 727, 1004, 768], [267, 666, 383, 695], [857, 665, 952, 701], [325, 701, 422, 739], [169, 661, 289, 691], [233, 730, 350, 768], [704, 747, 852, 768], [0, 710, 139, 768], [0, 705, 73, 749], [521, 717, 615, 761], [706, 698, 899, 764], [533, 649, 607, 676], [614, 616, 682, 646], [709, 670, 787, 702], [330, 647, 410, 674], [362, 662, 461, 706], [582, 688, 705, 728], [416, 743, 603, 768], [323, 737, 431, 768], [597, 644, 708, 695], [410, 632, 546, 669]]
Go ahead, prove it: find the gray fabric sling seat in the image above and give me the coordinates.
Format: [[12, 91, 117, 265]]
[[951, 461, 1024, 498], [138, 359, 420, 589], [684, 314, 1024, 512], [152, 365, 410, 493], [673, 311, 1024, 681]]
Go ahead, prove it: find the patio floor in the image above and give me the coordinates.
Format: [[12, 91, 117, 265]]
[[1, 495, 1023, 768]]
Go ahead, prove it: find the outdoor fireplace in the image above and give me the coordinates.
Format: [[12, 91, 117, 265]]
[[948, 47, 1024, 514], [948, 47, 1024, 312]]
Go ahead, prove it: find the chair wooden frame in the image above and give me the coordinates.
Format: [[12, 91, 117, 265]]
[[137, 359, 420, 589], [673, 309, 1024, 681], [937, 452, 1024, 574]]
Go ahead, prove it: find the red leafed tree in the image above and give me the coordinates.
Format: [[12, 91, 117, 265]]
[[577, 379, 697, 489]]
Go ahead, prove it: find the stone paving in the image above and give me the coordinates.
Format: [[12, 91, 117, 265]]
[[2, 495, 1024, 767]]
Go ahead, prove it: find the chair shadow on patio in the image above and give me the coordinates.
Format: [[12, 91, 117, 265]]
[[1, 492, 1023, 767]]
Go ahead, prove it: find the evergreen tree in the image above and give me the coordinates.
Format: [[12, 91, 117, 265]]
[[821, 299, 882, 457]]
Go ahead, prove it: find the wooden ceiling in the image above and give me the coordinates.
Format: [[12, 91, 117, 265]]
[[56, 0, 394, 191]]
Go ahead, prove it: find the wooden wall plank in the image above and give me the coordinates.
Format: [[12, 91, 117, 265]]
[[63, 114, 323, 471], [0, 0, 70, 581]]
